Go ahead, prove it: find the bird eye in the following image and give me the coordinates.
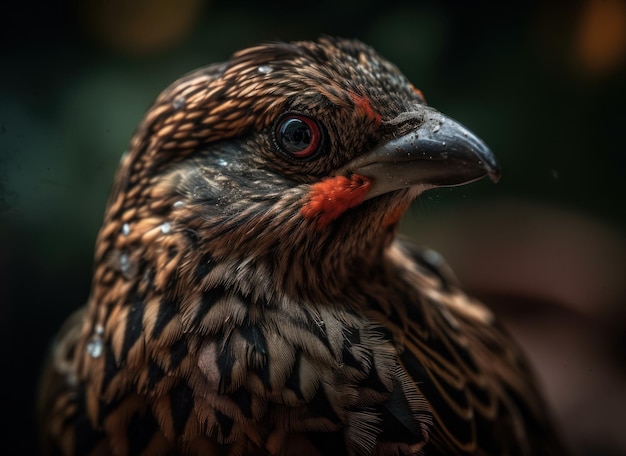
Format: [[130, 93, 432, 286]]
[[275, 115, 321, 158]]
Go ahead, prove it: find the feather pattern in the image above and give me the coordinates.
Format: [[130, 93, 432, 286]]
[[38, 37, 565, 455]]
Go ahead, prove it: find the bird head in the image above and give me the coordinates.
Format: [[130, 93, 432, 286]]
[[98, 37, 499, 297]]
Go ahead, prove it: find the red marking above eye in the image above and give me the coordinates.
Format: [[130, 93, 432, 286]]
[[301, 174, 371, 229], [350, 93, 382, 125], [409, 84, 426, 102]]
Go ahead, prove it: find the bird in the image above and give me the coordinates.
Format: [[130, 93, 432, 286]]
[[38, 37, 565, 455]]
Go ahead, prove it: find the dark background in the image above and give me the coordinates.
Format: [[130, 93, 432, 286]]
[[1, 0, 625, 454]]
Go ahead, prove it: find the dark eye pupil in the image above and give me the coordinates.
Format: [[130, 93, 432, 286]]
[[279, 118, 312, 153], [275, 114, 321, 158]]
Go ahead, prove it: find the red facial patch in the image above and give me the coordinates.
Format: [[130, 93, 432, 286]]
[[349, 93, 382, 125], [301, 174, 371, 229]]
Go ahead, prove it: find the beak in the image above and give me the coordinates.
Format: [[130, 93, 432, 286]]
[[337, 106, 501, 200]]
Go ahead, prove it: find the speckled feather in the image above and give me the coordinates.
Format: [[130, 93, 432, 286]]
[[39, 37, 564, 455]]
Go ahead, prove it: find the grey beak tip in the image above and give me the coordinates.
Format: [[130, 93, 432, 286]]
[[488, 164, 502, 183]]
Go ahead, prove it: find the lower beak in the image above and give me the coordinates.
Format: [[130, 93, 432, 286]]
[[337, 106, 501, 200]]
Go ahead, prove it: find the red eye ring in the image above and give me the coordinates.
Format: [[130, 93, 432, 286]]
[[275, 114, 321, 158]]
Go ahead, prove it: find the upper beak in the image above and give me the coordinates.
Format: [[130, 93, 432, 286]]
[[337, 106, 501, 200]]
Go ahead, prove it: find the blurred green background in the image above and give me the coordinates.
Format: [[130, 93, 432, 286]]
[[1, 0, 625, 454]]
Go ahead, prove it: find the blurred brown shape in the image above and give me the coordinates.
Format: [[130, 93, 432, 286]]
[[403, 199, 626, 455], [576, 0, 626, 76], [81, 0, 204, 54]]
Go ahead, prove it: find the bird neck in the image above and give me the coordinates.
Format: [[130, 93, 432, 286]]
[[181, 193, 405, 302]]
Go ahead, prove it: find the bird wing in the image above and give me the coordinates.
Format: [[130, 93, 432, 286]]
[[394, 240, 563, 455]]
